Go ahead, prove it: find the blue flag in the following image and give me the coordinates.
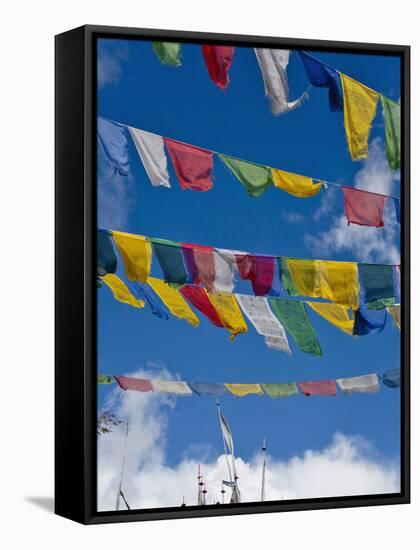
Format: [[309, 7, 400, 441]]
[[354, 307, 387, 336], [132, 282, 170, 320], [97, 117, 130, 176], [298, 51, 343, 112], [97, 229, 117, 276], [382, 368, 401, 388], [188, 382, 229, 397]]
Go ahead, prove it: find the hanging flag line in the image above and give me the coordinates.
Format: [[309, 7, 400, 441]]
[[97, 369, 401, 397], [99, 116, 400, 202]]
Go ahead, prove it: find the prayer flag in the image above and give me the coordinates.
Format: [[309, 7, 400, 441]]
[[147, 277, 199, 327], [382, 368, 400, 388], [225, 383, 264, 397], [188, 382, 229, 397], [181, 243, 216, 291], [132, 282, 169, 320], [235, 254, 275, 296], [271, 168, 323, 198], [100, 273, 145, 308], [336, 374, 380, 395], [128, 127, 170, 187], [341, 73, 379, 160], [219, 155, 273, 197], [112, 231, 152, 282], [180, 285, 223, 327], [306, 302, 354, 335], [297, 51, 343, 111], [151, 237, 190, 285], [279, 257, 300, 296], [342, 187, 387, 227], [358, 264, 395, 308], [207, 292, 247, 338], [269, 299, 321, 356], [97, 374, 114, 384], [114, 376, 154, 392], [152, 42, 181, 66], [213, 248, 237, 293], [353, 307, 387, 335], [201, 45, 234, 90], [164, 138, 213, 191], [97, 117, 130, 176], [261, 383, 298, 398], [97, 229, 117, 276], [298, 380, 337, 396], [387, 305, 401, 330], [254, 48, 307, 115], [151, 380, 193, 396], [381, 95, 400, 171]]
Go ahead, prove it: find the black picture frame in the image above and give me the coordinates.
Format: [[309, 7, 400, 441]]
[[55, 24, 410, 525]]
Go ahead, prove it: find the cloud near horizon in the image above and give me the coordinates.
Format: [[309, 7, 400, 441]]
[[98, 365, 399, 511]]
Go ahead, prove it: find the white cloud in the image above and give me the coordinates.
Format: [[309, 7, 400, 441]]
[[97, 42, 129, 89], [98, 367, 399, 511], [305, 138, 400, 263]]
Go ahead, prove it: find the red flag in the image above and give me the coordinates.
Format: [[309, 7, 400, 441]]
[[114, 376, 153, 392], [297, 380, 337, 396], [182, 243, 215, 289], [164, 138, 213, 191], [202, 45, 235, 90], [180, 285, 223, 327], [342, 187, 387, 227], [235, 254, 275, 296]]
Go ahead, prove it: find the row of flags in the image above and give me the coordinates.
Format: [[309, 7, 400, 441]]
[[97, 368, 401, 396], [98, 116, 401, 228], [98, 228, 401, 308], [150, 44, 400, 169]]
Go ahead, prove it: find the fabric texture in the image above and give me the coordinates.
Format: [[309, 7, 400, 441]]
[[387, 305, 401, 330], [201, 45, 234, 90], [207, 292, 248, 338], [112, 231, 152, 282], [261, 383, 298, 398], [336, 374, 380, 395], [97, 229, 117, 276], [353, 307, 387, 335], [151, 237, 190, 285], [101, 273, 145, 308], [271, 168, 323, 198], [188, 382, 229, 396], [286, 259, 359, 308], [152, 42, 181, 66], [151, 380, 193, 396], [225, 383, 264, 397], [358, 264, 395, 308], [132, 282, 169, 320], [280, 257, 300, 296], [297, 51, 343, 111], [97, 374, 114, 384], [213, 248, 237, 293], [341, 73, 379, 160], [147, 277, 199, 327], [235, 254, 275, 296], [114, 376, 154, 392], [180, 285, 223, 327], [306, 302, 354, 335], [382, 368, 401, 388], [128, 127, 170, 187], [181, 243, 217, 291], [298, 380, 337, 396], [164, 138, 213, 191], [381, 95, 400, 171], [269, 299, 321, 356], [219, 155, 273, 197], [97, 117, 130, 176], [254, 48, 307, 115], [236, 294, 291, 353], [342, 187, 387, 227]]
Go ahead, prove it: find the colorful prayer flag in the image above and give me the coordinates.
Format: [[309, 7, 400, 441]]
[[164, 138, 213, 191], [112, 231, 152, 282], [225, 383, 264, 397], [97, 229, 117, 276], [235, 254, 275, 296], [151, 237, 190, 285], [382, 368, 400, 388], [207, 291, 248, 339], [381, 95, 400, 171], [353, 307, 387, 336], [128, 127, 170, 187], [271, 168, 323, 198], [182, 243, 216, 291], [387, 305, 401, 330], [201, 45, 234, 90], [152, 42, 182, 66], [97, 374, 114, 384], [100, 273, 145, 308], [342, 187, 387, 227], [260, 383, 298, 398], [114, 376, 154, 392], [180, 285, 223, 327], [297, 380, 337, 396], [151, 380, 192, 396], [132, 282, 169, 320], [340, 73, 379, 160], [306, 302, 354, 335], [219, 155, 273, 197], [336, 374, 380, 395], [188, 382, 229, 397], [147, 277, 199, 327], [358, 264, 395, 309], [297, 51, 343, 111], [97, 117, 130, 176]]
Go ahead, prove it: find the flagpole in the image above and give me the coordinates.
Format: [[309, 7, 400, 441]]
[[115, 421, 129, 511], [261, 438, 267, 502]]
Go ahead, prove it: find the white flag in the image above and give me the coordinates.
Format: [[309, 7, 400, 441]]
[[128, 127, 171, 187], [336, 373, 380, 395], [151, 380, 192, 396]]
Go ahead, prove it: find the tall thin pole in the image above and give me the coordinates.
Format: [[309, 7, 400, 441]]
[[261, 438, 267, 502], [115, 421, 129, 511]]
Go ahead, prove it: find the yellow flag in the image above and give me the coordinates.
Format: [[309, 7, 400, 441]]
[[341, 73, 379, 160], [225, 383, 264, 397], [112, 231, 152, 282], [271, 168, 323, 198], [387, 305, 401, 330], [147, 277, 199, 327], [286, 259, 359, 308], [207, 291, 248, 339], [307, 302, 354, 335], [101, 274, 144, 308]]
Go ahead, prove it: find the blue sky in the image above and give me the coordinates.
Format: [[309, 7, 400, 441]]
[[96, 38, 401, 488]]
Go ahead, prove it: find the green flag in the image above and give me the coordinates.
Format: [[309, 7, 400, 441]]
[[260, 383, 298, 398], [219, 154, 273, 197], [97, 374, 114, 385], [381, 95, 400, 171], [269, 299, 322, 357], [152, 42, 181, 67], [279, 257, 299, 296]]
